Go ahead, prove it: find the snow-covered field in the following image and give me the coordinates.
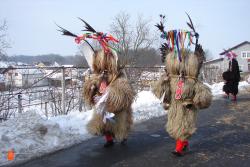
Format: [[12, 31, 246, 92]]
[[0, 81, 250, 166]]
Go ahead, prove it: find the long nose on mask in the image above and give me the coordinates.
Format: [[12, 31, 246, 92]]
[[99, 80, 107, 94], [99, 70, 108, 94]]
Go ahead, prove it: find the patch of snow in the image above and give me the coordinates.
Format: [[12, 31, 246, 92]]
[[140, 71, 161, 80], [0, 90, 165, 166], [204, 81, 250, 96], [132, 91, 165, 123], [0, 61, 10, 68], [0, 61, 27, 68]]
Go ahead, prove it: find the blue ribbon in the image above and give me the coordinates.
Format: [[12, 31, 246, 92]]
[[174, 30, 181, 62]]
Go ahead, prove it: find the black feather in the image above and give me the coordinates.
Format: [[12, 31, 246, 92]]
[[78, 17, 96, 33], [186, 13, 196, 32], [55, 23, 95, 52], [155, 22, 165, 33], [56, 23, 77, 37], [187, 22, 194, 31], [160, 43, 169, 63]]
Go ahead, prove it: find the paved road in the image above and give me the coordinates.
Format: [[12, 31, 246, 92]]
[[14, 95, 250, 167]]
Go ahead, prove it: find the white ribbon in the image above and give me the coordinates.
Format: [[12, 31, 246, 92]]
[[95, 88, 115, 124]]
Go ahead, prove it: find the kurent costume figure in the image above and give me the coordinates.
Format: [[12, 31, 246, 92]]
[[153, 15, 212, 156], [222, 52, 240, 101], [57, 19, 135, 147]]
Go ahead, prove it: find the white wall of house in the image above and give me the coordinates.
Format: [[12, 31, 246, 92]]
[[22, 74, 48, 87], [4, 69, 49, 88], [224, 43, 250, 72], [4, 70, 23, 87]]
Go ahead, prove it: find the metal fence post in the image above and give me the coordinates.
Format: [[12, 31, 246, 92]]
[[18, 93, 22, 114], [61, 67, 66, 114], [45, 101, 48, 118], [78, 86, 83, 112]]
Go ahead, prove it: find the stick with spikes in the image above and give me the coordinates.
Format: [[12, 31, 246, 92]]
[[186, 13, 199, 51]]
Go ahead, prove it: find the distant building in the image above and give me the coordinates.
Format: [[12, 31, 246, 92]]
[[219, 41, 250, 72], [0, 74, 5, 91], [203, 41, 250, 83], [35, 61, 52, 67], [4, 68, 49, 88]]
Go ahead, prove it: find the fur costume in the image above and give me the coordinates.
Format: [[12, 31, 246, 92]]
[[57, 19, 135, 146], [153, 14, 212, 155], [222, 58, 240, 100], [152, 50, 212, 140], [83, 50, 135, 143]]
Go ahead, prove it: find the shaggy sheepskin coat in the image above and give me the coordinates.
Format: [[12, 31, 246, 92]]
[[152, 50, 212, 141], [83, 50, 135, 141]]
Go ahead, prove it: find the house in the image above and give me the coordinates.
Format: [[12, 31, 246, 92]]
[[4, 67, 49, 88], [35, 61, 52, 67], [0, 74, 5, 91], [202, 41, 250, 83], [220, 41, 250, 72], [202, 58, 225, 83]]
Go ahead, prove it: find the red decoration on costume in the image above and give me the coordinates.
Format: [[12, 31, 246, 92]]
[[175, 139, 184, 152], [175, 79, 184, 99], [99, 81, 107, 94], [175, 139, 188, 153], [75, 32, 118, 53], [105, 134, 113, 142]]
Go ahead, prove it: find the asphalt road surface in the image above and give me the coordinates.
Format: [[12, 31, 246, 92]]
[[12, 95, 250, 167]]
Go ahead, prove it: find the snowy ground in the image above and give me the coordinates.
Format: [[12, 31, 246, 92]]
[[1, 81, 250, 166], [0, 91, 164, 166], [205, 81, 250, 97]]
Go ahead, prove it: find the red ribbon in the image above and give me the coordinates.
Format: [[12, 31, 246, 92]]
[[75, 33, 119, 53]]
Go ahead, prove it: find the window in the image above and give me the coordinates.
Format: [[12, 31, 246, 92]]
[[241, 51, 250, 59]]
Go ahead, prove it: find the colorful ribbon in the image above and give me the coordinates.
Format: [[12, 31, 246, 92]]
[[174, 30, 182, 62], [159, 28, 197, 62], [75, 32, 119, 53]]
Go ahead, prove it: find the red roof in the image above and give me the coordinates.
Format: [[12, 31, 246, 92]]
[[220, 41, 250, 55]]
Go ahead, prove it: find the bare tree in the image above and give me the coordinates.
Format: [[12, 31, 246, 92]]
[[133, 14, 155, 52], [109, 12, 156, 65], [110, 11, 132, 58], [0, 19, 10, 61]]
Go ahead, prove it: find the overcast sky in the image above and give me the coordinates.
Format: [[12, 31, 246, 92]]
[[0, 0, 249, 58]]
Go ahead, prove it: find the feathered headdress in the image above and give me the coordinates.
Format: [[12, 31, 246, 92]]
[[56, 18, 119, 70], [155, 13, 203, 63], [56, 18, 119, 54]]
